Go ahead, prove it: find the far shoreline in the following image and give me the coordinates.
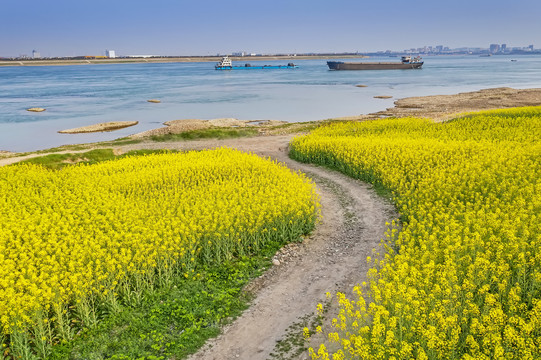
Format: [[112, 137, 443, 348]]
[[0, 55, 368, 67]]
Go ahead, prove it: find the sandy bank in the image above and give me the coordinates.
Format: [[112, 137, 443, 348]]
[[372, 87, 541, 121], [58, 121, 138, 134]]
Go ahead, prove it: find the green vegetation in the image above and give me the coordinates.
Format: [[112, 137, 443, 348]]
[[3, 149, 318, 359], [9, 121, 330, 160], [18, 149, 176, 170], [49, 247, 283, 359], [290, 107, 541, 359], [149, 128, 258, 142]]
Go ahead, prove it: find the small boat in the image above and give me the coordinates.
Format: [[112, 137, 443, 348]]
[[327, 56, 423, 70], [215, 56, 298, 70]]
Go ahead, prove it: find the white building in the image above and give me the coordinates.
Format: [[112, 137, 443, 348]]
[[105, 50, 116, 58], [32, 50, 41, 59]]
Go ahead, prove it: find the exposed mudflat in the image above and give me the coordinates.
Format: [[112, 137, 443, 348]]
[[372, 87, 541, 121]]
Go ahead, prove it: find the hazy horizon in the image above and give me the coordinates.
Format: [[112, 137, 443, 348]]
[[1, 0, 540, 58]]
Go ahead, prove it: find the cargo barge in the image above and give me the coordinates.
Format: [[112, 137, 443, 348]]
[[327, 56, 423, 70], [215, 56, 298, 70]]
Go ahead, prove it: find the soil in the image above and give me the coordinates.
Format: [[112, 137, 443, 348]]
[[372, 87, 541, 121], [2, 86, 540, 359]]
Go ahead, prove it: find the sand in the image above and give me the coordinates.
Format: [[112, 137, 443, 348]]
[[372, 87, 541, 121], [58, 121, 139, 134]]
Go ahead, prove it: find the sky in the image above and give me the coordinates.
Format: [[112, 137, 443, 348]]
[[1, 0, 540, 58]]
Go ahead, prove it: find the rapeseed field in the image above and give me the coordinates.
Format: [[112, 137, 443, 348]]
[[0, 148, 319, 358], [290, 107, 541, 359]]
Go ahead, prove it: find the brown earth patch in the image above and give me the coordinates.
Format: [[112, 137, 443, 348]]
[[372, 87, 541, 121]]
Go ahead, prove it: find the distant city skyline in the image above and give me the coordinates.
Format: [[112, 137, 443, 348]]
[[9, 42, 539, 60], [1, 0, 540, 58]]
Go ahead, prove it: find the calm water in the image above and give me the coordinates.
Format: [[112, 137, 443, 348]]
[[1, 55, 540, 152]]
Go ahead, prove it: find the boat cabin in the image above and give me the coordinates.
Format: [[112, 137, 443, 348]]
[[216, 56, 233, 68], [401, 56, 422, 64]]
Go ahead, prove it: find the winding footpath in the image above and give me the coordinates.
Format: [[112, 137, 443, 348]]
[[120, 135, 396, 360]]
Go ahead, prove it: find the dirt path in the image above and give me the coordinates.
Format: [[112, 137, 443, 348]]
[[110, 135, 394, 360]]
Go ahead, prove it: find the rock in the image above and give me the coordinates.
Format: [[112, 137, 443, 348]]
[[356, 84, 368, 87], [374, 95, 393, 99], [27, 107, 46, 112], [272, 259, 281, 266], [147, 99, 161, 103]]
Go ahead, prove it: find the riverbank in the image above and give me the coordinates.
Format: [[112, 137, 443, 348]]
[[1, 87, 540, 160], [0, 54, 368, 67], [334, 87, 541, 122]]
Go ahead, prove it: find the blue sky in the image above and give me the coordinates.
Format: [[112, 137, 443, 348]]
[[1, 0, 540, 57]]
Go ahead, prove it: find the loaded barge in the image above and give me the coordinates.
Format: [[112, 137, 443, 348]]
[[327, 56, 423, 70], [215, 56, 298, 70]]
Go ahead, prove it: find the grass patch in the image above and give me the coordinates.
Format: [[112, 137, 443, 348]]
[[99, 138, 144, 146], [18, 149, 177, 170], [150, 128, 258, 142], [12, 139, 142, 158], [19, 149, 116, 170], [49, 240, 290, 359], [265, 121, 332, 135]]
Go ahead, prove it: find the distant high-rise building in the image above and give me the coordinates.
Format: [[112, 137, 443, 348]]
[[105, 50, 116, 58], [32, 50, 41, 59], [489, 44, 500, 53], [501, 44, 507, 52], [436, 45, 443, 53], [528, 45, 534, 51]]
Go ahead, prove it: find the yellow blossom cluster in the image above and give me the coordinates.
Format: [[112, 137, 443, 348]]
[[290, 107, 541, 359], [0, 148, 319, 341]]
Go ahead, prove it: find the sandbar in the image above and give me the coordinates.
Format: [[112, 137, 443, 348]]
[[59, 121, 138, 134]]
